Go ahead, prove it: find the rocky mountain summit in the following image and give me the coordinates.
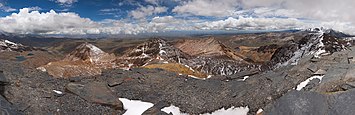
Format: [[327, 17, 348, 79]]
[[38, 43, 117, 78], [1, 28, 355, 115], [0, 39, 35, 52]]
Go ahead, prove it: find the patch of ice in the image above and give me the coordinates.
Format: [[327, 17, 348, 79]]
[[207, 75, 213, 79], [188, 75, 206, 80], [119, 98, 154, 115], [256, 109, 263, 114], [161, 105, 249, 115], [238, 76, 249, 81], [159, 50, 166, 55], [184, 64, 195, 72], [161, 105, 189, 115], [296, 75, 324, 91], [128, 64, 134, 68], [201, 106, 249, 115], [156, 56, 164, 61], [36, 67, 47, 72], [52, 90, 63, 95], [86, 44, 104, 55], [314, 49, 326, 58], [158, 43, 166, 55], [4, 40, 16, 45], [142, 53, 150, 58]]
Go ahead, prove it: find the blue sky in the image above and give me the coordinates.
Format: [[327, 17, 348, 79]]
[[0, 0, 354, 35], [0, 0, 185, 21]]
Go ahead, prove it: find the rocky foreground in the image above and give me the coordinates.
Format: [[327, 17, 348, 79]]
[[1, 28, 355, 115]]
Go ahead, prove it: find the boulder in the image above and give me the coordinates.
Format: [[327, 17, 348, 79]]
[[329, 89, 355, 115], [0, 95, 23, 115], [66, 82, 123, 110], [0, 70, 7, 85], [313, 69, 327, 76], [0, 70, 8, 95], [264, 91, 328, 115]]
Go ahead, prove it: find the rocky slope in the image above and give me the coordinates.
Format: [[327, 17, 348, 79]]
[[174, 37, 246, 61], [116, 38, 190, 69], [39, 43, 117, 78], [264, 28, 351, 70]]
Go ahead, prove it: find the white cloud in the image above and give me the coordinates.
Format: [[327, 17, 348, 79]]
[[197, 17, 306, 30], [130, 5, 168, 19], [27, 6, 42, 11], [173, 0, 239, 17], [54, 0, 78, 6], [0, 3, 16, 12], [145, 0, 159, 5], [0, 8, 99, 34], [100, 8, 120, 12], [0, 8, 195, 35]]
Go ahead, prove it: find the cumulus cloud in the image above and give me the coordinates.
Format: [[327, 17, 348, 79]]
[[173, 0, 239, 17], [130, 5, 168, 19], [0, 8, 99, 34], [197, 17, 306, 30], [170, 0, 355, 34], [0, 3, 16, 12], [145, 0, 159, 5], [0, 8, 195, 35]]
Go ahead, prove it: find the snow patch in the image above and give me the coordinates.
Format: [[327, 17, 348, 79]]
[[36, 67, 47, 72], [201, 106, 249, 115], [142, 53, 150, 58], [188, 75, 206, 80], [86, 44, 104, 55], [161, 105, 249, 115], [52, 90, 63, 95], [158, 43, 167, 55], [296, 75, 324, 91], [161, 105, 189, 115], [256, 109, 263, 114], [4, 40, 16, 45], [119, 98, 154, 115], [184, 64, 195, 72], [237, 76, 249, 81]]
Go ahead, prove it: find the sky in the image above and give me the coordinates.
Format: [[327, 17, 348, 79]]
[[0, 0, 354, 35]]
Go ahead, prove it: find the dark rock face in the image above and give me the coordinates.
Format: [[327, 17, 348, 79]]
[[265, 89, 355, 115], [330, 89, 355, 115], [264, 91, 328, 115], [266, 43, 299, 68], [264, 29, 351, 71], [322, 33, 348, 53], [66, 82, 124, 110]]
